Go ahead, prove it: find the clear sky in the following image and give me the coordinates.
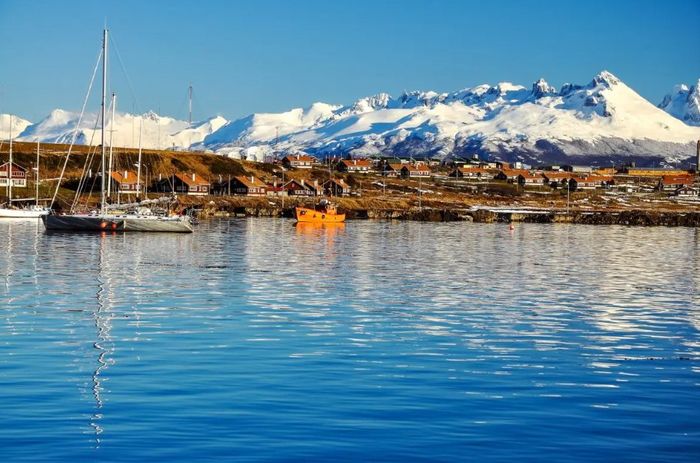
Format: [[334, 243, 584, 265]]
[[1, 0, 699, 123]]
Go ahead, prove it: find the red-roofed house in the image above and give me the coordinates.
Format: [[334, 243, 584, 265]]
[[516, 173, 546, 186], [382, 163, 403, 177], [323, 178, 351, 196], [337, 159, 372, 173], [658, 175, 695, 192], [228, 175, 268, 196], [449, 167, 488, 179], [495, 169, 530, 182], [109, 170, 141, 195], [400, 164, 431, 179], [282, 154, 315, 169], [0, 162, 27, 188], [162, 173, 210, 196], [284, 178, 320, 196]]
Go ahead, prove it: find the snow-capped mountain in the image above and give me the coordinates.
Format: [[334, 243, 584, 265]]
[[9, 109, 226, 150], [202, 71, 700, 165], [0, 114, 33, 140], [6, 71, 700, 166], [659, 80, 700, 126]]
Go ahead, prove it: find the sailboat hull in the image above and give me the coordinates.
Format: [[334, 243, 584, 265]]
[[42, 214, 193, 233], [0, 207, 50, 218]]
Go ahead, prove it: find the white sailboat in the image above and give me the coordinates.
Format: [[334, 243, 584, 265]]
[[42, 29, 193, 233], [0, 120, 50, 218]]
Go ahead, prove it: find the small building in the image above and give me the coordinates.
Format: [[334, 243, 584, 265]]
[[568, 176, 597, 190], [495, 169, 530, 182], [562, 165, 594, 173], [542, 172, 574, 188], [517, 173, 545, 186], [674, 186, 699, 197], [478, 161, 499, 169], [159, 173, 210, 196], [265, 183, 287, 197], [109, 170, 140, 195], [658, 174, 695, 192], [588, 175, 615, 189], [401, 164, 431, 179], [537, 165, 564, 172], [382, 163, 404, 177], [282, 154, 315, 169], [443, 156, 471, 168], [323, 178, 351, 196], [449, 167, 488, 179], [228, 175, 268, 196], [622, 167, 688, 177], [0, 162, 27, 188], [284, 178, 319, 196], [337, 159, 372, 173], [593, 167, 616, 176]]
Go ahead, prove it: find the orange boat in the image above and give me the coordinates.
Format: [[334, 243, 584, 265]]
[[295, 199, 345, 223]]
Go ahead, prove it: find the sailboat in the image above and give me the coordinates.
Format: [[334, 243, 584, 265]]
[[42, 29, 193, 233], [0, 119, 50, 218]]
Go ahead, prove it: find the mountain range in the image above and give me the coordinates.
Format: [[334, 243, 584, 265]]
[[2, 71, 700, 167]]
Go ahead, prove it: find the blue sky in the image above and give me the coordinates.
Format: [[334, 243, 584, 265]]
[[1, 0, 699, 122]]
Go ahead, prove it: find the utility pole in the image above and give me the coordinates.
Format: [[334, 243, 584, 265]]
[[419, 175, 422, 210]]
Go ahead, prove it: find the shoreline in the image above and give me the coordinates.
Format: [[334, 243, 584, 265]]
[[188, 196, 700, 227]]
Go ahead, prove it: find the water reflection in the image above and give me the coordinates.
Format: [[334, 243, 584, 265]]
[[90, 234, 115, 443], [0, 219, 699, 462]]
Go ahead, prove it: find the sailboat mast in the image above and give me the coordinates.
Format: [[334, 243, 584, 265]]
[[8, 115, 12, 201], [137, 119, 142, 197], [107, 92, 116, 197], [188, 83, 193, 150], [100, 28, 108, 213], [36, 139, 40, 207], [188, 83, 192, 129]]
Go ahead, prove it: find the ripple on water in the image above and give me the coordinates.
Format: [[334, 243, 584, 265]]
[[0, 219, 699, 462]]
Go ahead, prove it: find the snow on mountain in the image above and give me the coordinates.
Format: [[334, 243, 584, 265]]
[[201, 102, 339, 152], [0, 114, 33, 140], [10, 71, 700, 166], [203, 70, 700, 165], [16, 109, 226, 150], [659, 79, 700, 126]]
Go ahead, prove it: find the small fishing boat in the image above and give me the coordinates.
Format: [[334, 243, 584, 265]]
[[295, 199, 345, 223]]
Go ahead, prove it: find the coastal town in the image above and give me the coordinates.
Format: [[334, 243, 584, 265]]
[[2, 139, 700, 225]]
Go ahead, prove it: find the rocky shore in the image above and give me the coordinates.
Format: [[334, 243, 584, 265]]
[[187, 196, 700, 227]]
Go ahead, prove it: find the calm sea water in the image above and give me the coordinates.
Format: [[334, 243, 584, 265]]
[[1, 218, 699, 462]]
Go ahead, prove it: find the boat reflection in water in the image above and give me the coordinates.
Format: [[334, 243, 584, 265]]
[[90, 233, 115, 445], [294, 221, 346, 242]]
